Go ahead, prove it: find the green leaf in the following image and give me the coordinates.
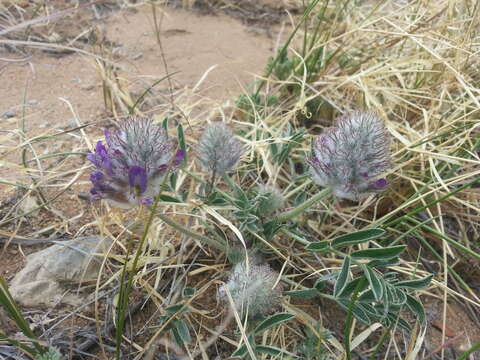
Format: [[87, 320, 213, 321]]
[[363, 266, 384, 302], [231, 344, 247, 358], [334, 256, 351, 297], [368, 257, 400, 268], [406, 294, 426, 323], [351, 245, 406, 260], [358, 289, 376, 304], [392, 287, 407, 306], [338, 299, 371, 325], [159, 194, 181, 203], [256, 345, 299, 358], [173, 319, 192, 345], [395, 274, 433, 290], [314, 279, 325, 291], [337, 276, 368, 299], [305, 240, 330, 253], [254, 313, 295, 335], [165, 304, 184, 314], [182, 287, 196, 298], [177, 123, 187, 164], [332, 228, 385, 248], [285, 289, 319, 299]]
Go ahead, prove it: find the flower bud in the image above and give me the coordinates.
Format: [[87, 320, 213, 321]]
[[197, 122, 244, 176], [218, 261, 282, 319], [255, 185, 285, 217], [308, 111, 391, 200], [86, 116, 184, 208]]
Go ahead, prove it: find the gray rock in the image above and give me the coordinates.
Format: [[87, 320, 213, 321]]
[[9, 236, 112, 307], [2, 111, 15, 118]]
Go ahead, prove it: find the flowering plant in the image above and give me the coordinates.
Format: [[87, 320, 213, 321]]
[[308, 111, 391, 200], [87, 116, 184, 208]]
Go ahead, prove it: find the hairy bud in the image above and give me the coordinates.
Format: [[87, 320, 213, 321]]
[[197, 122, 244, 175], [36, 348, 62, 360], [255, 185, 285, 217], [87, 116, 184, 208], [218, 261, 282, 319], [308, 111, 391, 201]]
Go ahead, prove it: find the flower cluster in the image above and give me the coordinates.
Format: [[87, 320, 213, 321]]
[[197, 122, 244, 176], [87, 116, 184, 208], [308, 111, 391, 201], [218, 260, 282, 319]]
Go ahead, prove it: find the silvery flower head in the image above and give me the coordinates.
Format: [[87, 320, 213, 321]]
[[255, 184, 285, 217], [87, 116, 184, 208], [308, 111, 391, 201], [218, 261, 282, 319], [197, 122, 244, 175], [36, 347, 62, 360]]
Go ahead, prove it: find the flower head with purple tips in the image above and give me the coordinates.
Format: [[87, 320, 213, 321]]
[[87, 116, 184, 208], [307, 111, 391, 201]]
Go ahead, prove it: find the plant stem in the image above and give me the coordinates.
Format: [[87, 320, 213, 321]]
[[157, 213, 226, 252], [275, 188, 332, 223], [344, 277, 366, 360]]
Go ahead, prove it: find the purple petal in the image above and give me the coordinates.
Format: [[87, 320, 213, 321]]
[[173, 149, 185, 167], [373, 178, 388, 189], [86, 153, 99, 167], [90, 171, 104, 184], [104, 129, 112, 146], [141, 197, 153, 205], [128, 165, 148, 194], [95, 141, 107, 157]]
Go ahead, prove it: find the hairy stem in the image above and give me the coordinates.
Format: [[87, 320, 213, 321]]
[[275, 187, 332, 223], [157, 213, 226, 252]]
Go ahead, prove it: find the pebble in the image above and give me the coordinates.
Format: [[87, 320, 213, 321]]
[[2, 111, 15, 118]]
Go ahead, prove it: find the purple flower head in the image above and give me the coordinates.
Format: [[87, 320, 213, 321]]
[[308, 111, 391, 201], [86, 116, 184, 208], [197, 122, 244, 175]]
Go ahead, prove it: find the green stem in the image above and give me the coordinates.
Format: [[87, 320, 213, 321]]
[[368, 326, 391, 360], [157, 213, 226, 252], [275, 188, 332, 223], [344, 277, 366, 360], [458, 340, 480, 360]]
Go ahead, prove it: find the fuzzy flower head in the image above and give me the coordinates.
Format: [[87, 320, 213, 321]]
[[197, 122, 244, 175], [308, 111, 391, 201], [87, 116, 184, 208], [218, 261, 282, 319], [255, 185, 285, 217]]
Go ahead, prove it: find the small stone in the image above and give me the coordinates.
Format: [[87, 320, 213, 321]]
[[9, 236, 112, 307], [2, 111, 15, 118], [16, 194, 39, 216]]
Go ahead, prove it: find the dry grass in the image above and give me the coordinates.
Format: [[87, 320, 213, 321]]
[[1, 0, 480, 359]]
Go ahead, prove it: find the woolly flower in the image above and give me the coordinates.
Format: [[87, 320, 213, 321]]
[[197, 122, 244, 175], [218, 261, 282, 319], [308, 111, 391, 201], [87, 116, 184, 208], [256, 185, 285, 217], [36, 347, 62, 360]]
